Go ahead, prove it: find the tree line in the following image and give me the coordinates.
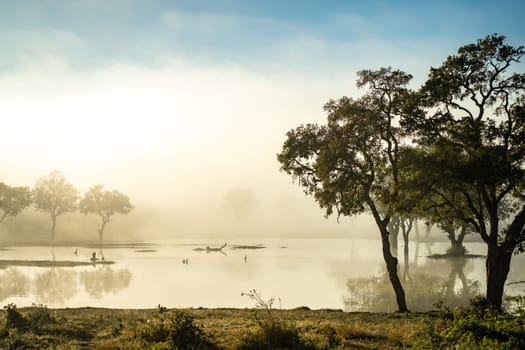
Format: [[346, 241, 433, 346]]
[[278, 34, 525, 311], [0, 170, 133, 242]]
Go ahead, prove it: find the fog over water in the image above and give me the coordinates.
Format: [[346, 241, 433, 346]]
[[1, 2, 523, 242], [2, 239, 523, 310], [0, 62, 372, 241]]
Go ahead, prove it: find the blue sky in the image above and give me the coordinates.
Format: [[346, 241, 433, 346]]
[[1, 1, 524, 237], [1, 0, 524, 74]]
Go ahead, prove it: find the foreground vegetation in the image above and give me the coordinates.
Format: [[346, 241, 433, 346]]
[[1, 296, 523, 349]]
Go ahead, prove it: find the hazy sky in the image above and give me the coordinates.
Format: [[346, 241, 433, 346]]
[[1, 1, 524, 238]]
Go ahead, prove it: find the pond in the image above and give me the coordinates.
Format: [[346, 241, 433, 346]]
[[0, 238, 524, 311]]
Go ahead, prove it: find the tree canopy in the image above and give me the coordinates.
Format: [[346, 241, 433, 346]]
[[0, 183, 31, 223], [406, 34, 525, 309], [278, 67, 415, 312], [33, 170, 79, 240], [79, 185, 133, 241], [279, 34, 525, 311]]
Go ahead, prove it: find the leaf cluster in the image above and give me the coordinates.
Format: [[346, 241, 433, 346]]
[[277, 68, 416, 220]]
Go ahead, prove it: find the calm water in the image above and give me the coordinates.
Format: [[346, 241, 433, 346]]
[[1, 238, 524, 311]]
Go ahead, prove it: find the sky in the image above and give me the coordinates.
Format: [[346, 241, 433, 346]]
[[1, 0, 524, 239]]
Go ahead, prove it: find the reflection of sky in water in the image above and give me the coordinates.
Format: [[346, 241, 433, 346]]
[[0, 239, 523, 310]]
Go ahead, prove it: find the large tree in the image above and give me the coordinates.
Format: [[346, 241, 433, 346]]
[[79, 185, 133, 242], [409, 34, 525, 309], [278, 68, 415, 312], [33, 170, 79, 240], [0, 182, 31, 224]]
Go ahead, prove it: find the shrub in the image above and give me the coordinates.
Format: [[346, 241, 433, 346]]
[[139, 311, 217, 349], [237, 289, 315, 350], [504, 295, 525, 317], [415, 296, 525, 349], [4, 304, 29, 331], [27, 304, 56, 330]]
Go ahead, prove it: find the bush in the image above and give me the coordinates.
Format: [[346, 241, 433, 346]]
[[4, 304, 29, 331], [27, 304, 56, 330], [415, 296, 525, 349], [139, 311, 217, 349], [237, 290, 315, 350]]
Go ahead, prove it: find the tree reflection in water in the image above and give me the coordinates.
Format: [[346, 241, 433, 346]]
[[344, 256, 481, 312], [79, 266, 132, 298], [0, 246, 132, 306], [0, 268, 31, 302], [32, 246, 77, 306], [33, 267, 77, 306]]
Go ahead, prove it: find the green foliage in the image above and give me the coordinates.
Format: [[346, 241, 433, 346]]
[[26, 304, 56, 330], [138, 311, 217, 349], [277, 67, 415, 312], [504, 295, 525, 317], [415, 296, 525, 349], [277, 68, 416, 220], [3, 303, 56, 333], [238, 290, 314, 350], [401, 34, 525, 309], [0, 183, 31, 223]]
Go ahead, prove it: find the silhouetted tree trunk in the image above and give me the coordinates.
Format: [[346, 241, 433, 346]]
[[380, 224, 408, 312], [486, 243, 512, 310], [370, 203, 409, 312]]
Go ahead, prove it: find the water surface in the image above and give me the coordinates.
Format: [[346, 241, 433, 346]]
[[0, 238, 523, 311]]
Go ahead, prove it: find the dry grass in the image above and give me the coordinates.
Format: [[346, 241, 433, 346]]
[[0, 307, 440, 349]]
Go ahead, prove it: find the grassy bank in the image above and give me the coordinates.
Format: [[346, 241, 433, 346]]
[[0, 306, 434, 349], [1, 297, 524, 349]]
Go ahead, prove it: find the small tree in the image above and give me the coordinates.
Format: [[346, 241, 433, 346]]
[[79, 185, 133, 242], [33, 170, 79, 240], [0, 183, 31, 224]]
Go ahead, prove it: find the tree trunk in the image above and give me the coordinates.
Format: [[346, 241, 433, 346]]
[[414, 220, 420, 241], [388, 217, 400, 257], [444, 225, 466, 256], [486, 243, 512, 310], [98, 219, 107, 242], [380, 225, 409, 312], [50, 215, 56, 241], [402, 244, 410, 282]]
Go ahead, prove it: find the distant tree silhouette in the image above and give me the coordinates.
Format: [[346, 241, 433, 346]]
[[222, 187, 257, 219], [0, 183, 31, 224], [33, 170, 79, 240], [79, 185, 133, 242]]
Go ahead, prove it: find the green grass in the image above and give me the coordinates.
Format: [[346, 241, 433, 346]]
[[2, 296, 524, 349], [0, 306, 440, 349]]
